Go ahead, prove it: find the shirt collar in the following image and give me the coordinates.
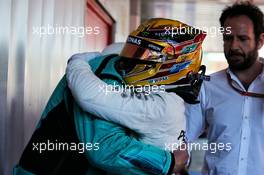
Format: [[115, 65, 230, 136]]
[[259, 57, 264, 80], [226, 57, 264, 81], [226, 68, 245, 91]]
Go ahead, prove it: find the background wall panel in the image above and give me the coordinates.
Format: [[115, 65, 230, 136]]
[[0, 0, 90, 174]]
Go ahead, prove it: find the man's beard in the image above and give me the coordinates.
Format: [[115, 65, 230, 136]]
[[225, 46, 258, 71]]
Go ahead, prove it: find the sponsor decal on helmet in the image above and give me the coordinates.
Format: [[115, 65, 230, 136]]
[[169, 61, 192, 74], [182, 44, 197, 54], [127, 35, 165, 52], [148, 76, 168, 84], [148, 43, 163, 52], [127, 36, 142, 45]]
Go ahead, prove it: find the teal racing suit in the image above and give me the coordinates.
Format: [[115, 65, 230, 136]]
[[13, 54, 174, 175]]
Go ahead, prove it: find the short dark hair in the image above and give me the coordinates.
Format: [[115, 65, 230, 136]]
[[219, 1, 264, 40]]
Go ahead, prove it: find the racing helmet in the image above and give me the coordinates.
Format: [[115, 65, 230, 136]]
[[119, 18, 207, 87]]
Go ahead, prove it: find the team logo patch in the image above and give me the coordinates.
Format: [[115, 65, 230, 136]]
[[169, 61, 191, 74]]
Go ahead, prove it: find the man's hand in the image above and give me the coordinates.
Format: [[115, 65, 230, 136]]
[[172, 144, 189, 174]]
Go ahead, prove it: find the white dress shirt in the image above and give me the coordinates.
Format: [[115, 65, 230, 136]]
[[185, 59, 264, 175]]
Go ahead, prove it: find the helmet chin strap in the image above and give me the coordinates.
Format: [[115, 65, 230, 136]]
[[164, 65, 210, 104]]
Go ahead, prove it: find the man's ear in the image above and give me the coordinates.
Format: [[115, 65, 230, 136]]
[[257, 33, 264, 49]]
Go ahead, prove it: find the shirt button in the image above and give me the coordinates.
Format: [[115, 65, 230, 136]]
[[243, 137, 246, 140], [244, 116, 248, 119], [241, 158, 244, 161]]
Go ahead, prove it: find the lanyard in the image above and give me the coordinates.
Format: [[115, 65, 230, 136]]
[[226, 73, 264, 98]]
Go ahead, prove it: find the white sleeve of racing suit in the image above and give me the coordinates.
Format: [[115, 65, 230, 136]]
[[66, 53, 168, 134], [67, 52, 101, 63], [183, 84, 206, 167], [184, 84, 206, 143]]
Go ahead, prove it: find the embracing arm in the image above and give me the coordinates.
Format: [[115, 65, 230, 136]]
[[67, 53, 188, 174], [66, 53, 166, 134]]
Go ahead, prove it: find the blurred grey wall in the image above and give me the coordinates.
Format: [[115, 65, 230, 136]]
[[0, 0, 88, 174]]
